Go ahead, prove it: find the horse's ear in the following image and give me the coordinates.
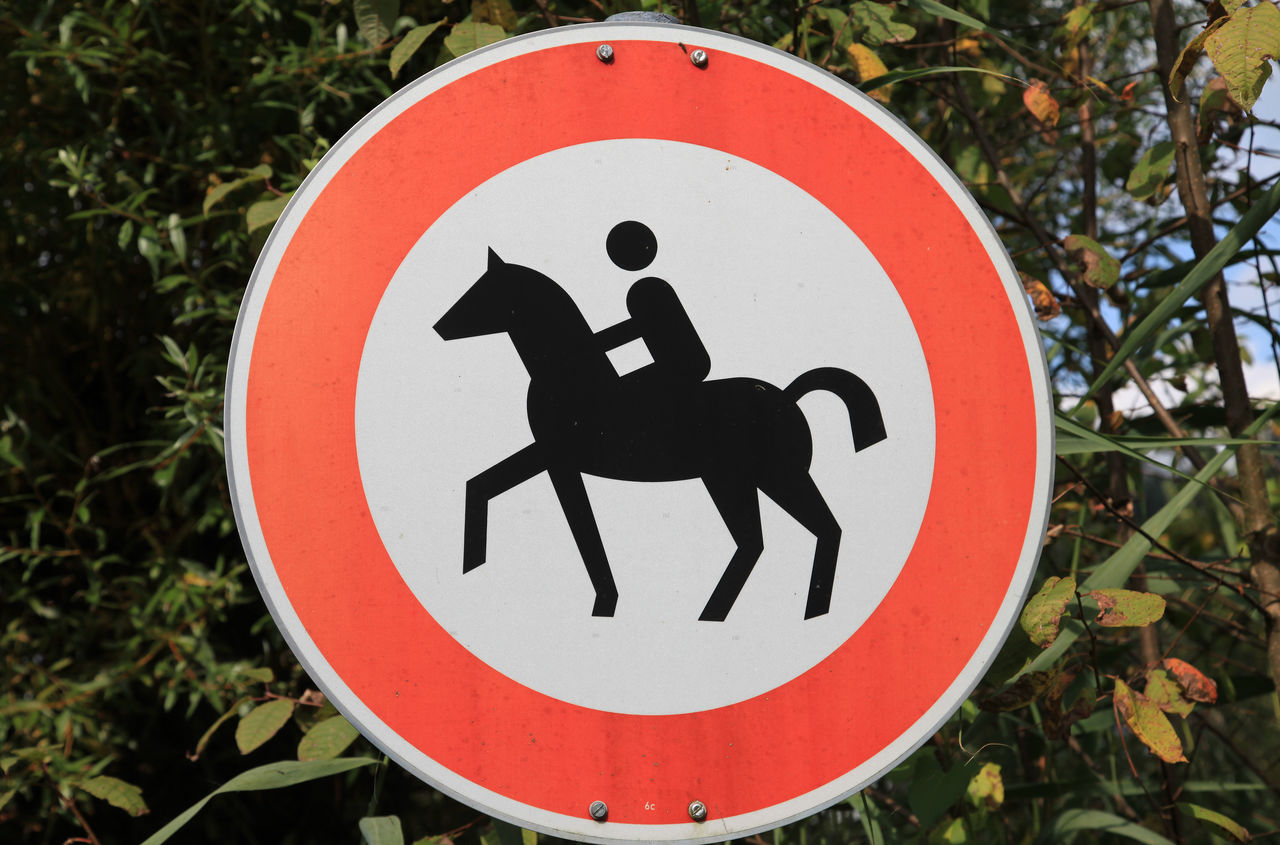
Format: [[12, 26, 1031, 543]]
[[487, 247, 504, 270]]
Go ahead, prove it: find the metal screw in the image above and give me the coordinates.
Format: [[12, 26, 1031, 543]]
[[589, 800, 609, 821], [690, 49, 708, 69], [596, 44, 614, 63], [688, 800, 708, 822]]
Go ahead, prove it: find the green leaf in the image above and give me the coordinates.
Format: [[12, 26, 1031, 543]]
[[353, 0, 399, 46], [297, 714, 361, 761], [851, 1, 916, 46], [1086, 588, 1166, 627], [117, 219, 134, 251], [442, 22, 506, 58], [139, 758, 379, 845], [0, 434, 22, 470], [202, 182, 239, 216], [1183, 802, 1251, 842], [203, 164, 273, 216], [1061, 4, 1096, 45], [1020, 576, 1076, 648], [1125, 141, 1176, 201], [1204, 1, 1280, 111], [234, 699, 295, 754], [1077, 169, 1280, 406], [1013, 400, 1280, 681], [857, 64, 1019, 94], [0, 789, 15, 812], [902, 0, 996, 38], [77, 776, 149, 817], [472, 0, 518, 30], [360, 815, 406, 845], [240, 666, 275, 683], [1038, 808, 1176, 844], [1114, 678, 1187, 764], [1064, 234, 1120, 288], [1053, 416, 1269, 460], [137, 224, 161, 276], [491, 820, 527, 845], [1170, 19, 1226, 101], [1144, 669, 1195, 717], [192, 697, 251, 760], [390, 21, 444, 79], [908, 754, 982, 827], [167, 212, 186, 263], [246, 195, 291, 234]]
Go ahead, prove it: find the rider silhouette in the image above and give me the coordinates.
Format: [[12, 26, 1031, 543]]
[[595, 221, 711, 387]]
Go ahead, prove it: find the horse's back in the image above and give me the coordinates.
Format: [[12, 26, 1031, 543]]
[[553, 377, 813, 483]]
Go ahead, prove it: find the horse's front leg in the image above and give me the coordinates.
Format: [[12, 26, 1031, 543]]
[[547, 468, 619, 617], [463, 443, 544, 572]]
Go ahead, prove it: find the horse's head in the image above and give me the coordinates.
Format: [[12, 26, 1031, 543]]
[[434, 248, 516, 340]]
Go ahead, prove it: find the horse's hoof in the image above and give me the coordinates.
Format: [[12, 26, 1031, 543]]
[[803, 601, 831, 620], [591, 592, 618, 617]]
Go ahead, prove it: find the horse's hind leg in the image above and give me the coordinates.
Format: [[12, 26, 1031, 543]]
[[463, 443, 544, 572], [699, 476, 764, 622], [547, 468, 618, 617], [760, 471, 841, 619]]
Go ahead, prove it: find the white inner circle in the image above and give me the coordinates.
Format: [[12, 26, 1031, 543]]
[[355, 139, 935, 715]]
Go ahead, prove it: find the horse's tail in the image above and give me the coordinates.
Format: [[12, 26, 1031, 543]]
[[784, 367, 887, 452]]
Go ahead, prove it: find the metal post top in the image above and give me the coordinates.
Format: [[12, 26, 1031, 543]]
[[605, 11, 682, 24]]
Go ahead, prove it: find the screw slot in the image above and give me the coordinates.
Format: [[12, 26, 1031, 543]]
[[589, 800, 609, 822], [596, 44, 614, 63], [688, 800, 708, 822], [690, 49, 708, 68]]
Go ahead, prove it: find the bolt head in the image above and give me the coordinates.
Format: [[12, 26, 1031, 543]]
[[688, 800, 708, 822], [589, 800, 609, 821], [596, 43, 614, 63], [690, 49, 708, 68]]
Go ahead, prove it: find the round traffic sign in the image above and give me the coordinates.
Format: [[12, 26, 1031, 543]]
[[226, 22, 1052, 844]]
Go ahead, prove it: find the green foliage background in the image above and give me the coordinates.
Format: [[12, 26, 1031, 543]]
[[3, 0, 1280, 843]]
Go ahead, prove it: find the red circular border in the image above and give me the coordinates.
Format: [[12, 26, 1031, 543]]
[[244, 40, 1037, 826]]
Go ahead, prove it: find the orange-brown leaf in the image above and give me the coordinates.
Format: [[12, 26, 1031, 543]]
[[1020, 272, 1061, 320], [1022, 79, 1060, 127], [1162, 658, 1219, 703]]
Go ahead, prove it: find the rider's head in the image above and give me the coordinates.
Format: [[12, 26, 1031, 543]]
[[606, 221, 657, 271]]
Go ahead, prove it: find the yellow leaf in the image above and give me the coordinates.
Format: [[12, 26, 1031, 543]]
[[1204, 2, 1280, 111], [967, 762, 1004, 809], [847, 43, 891, 102], [1114, 678, 1187, 764]]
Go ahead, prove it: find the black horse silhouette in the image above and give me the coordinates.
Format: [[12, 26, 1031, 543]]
[[434, 248, 887, 621]]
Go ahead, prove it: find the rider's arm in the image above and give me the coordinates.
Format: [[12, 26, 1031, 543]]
[[595, 318, 642, 351]]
